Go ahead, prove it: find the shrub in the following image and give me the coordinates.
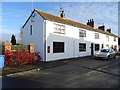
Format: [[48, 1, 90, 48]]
[[4, 50, 41, 67]]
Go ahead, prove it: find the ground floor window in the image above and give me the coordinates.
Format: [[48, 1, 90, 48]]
[[53, 42, 64, 53], [95, 44, 100, 51], [79, 43, 86, 52]]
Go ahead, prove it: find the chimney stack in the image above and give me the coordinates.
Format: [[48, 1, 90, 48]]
[[98, 24, 106, 31], [87, 19, 95, 28], [60, 10, 65, 18], [106, 28, 112, 33]]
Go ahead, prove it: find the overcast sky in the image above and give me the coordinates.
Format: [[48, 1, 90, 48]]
[[1, 2, 118, 42]]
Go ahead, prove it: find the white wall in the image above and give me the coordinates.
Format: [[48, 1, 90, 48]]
[[21, 11, 118, 62], [21, 11, 45, 61], [45, 20, 118, 61]]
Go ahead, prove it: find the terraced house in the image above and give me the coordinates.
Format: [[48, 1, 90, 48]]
[[21, 9, 118, 61]]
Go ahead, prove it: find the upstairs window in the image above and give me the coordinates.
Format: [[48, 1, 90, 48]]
[[30, 25, 32, 35], [95, 33, 99, 39], [79, 29, 86, 37], [54, 23, 65, 34], [106, 35, 109, 41], [79, 43, 86, 52], [114, 37, 116, 42]]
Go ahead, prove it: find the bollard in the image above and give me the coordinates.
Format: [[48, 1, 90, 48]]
[[0, 55, 5, 68]]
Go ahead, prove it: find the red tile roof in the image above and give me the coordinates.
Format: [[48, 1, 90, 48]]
[[23, 9, 118, 37]]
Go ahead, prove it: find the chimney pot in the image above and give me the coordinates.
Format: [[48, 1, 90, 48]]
[[98, 25, 106, 31], [60, 10, 65, 18], [90, 19, 92, 22], [87, 19, 95, 28], [106, 28, 112, 33]]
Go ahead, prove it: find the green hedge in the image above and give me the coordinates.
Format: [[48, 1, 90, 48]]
[[11, 45, 29, 50]]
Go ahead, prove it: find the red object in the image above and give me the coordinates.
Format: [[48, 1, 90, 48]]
[[4, 50, 41, 66], [48, 46, 50, 53]]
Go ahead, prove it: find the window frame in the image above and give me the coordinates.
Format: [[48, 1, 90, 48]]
[[114, 37, 116, 42], [95, 44, 100, 51], [53, 42, 64, 53], [95, 33, 99, 39], [79, 29, 86, 37], [30, 25, 32, 35], [79, 43, 86, 52], [106, 35, 109, 41], [53, 23, 65, 34]]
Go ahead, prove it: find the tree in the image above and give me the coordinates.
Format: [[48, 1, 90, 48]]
[[11, 34, 16, 45]]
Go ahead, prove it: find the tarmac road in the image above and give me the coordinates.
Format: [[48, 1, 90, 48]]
[[2, 56, 120, 88]]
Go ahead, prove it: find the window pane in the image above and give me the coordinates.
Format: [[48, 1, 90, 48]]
[[95, 44, 99, 51], [53, 42, 64, 53], [30, 25, 32, 35], [79, 30, 86, 37], [79, 43, 86, 52], [53, 23, 65, 34]]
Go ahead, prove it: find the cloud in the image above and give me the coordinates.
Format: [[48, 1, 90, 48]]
[[0, 29, 19, 34], [0, 29, 20, 41], [48, 2, 118, 35]]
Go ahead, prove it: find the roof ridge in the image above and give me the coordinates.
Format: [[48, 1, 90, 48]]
[[35, 9, 96, 29], [35, 9, 66, 20], [33, 9, 117, 37]]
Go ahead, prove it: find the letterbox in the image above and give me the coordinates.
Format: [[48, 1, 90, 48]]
[[48, 46, 50, 53]]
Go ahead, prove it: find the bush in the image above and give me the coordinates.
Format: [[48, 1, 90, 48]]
[[4, 50, 41, 67]]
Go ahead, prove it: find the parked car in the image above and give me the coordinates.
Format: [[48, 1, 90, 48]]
[[94, 48, 117, 60]]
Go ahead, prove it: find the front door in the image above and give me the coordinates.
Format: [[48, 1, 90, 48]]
[[91, 43, 94, 55]]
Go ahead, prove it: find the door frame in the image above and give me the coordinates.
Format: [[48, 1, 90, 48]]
[[91, 43, 94, 55]]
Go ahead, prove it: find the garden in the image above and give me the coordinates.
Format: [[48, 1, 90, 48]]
[[4, 49, 41, 67]]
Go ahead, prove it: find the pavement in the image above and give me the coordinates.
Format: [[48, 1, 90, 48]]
[[1, 57, 73, 77], [1, 55, 120, 88], [1, 55, 120, 77]]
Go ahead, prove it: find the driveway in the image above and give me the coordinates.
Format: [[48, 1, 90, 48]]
[[2, 56, 120, 88]]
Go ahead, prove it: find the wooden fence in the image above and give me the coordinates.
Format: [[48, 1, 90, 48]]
[[4, 43, 34, 53]]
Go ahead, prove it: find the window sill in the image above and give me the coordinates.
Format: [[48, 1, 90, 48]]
[[53, 32, 65, 34]]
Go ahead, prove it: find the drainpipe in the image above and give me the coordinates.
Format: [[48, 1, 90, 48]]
[[44, 20, 46, 62]]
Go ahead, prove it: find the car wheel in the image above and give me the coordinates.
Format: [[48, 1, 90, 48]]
[[108, 55, 111, 60], [113, 55, 116, 59]]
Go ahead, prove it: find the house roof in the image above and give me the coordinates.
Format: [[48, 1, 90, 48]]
[[22, 9, 118, 37]]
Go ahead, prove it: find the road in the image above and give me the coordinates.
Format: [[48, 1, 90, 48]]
[[2, 56, 120, 88]]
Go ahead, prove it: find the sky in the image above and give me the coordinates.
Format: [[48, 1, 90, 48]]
[[1, 2, 118, 42]]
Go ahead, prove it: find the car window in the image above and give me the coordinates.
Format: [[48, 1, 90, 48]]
[[111, 49, 114, 52], [101, 49, 109, 52], [109, 50, 112, 53]]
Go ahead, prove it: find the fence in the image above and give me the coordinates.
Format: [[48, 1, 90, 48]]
[[4, 43, 34, 53]]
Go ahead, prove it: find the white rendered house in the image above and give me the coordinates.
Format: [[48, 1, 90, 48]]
[[21, 9, 118, 62]]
